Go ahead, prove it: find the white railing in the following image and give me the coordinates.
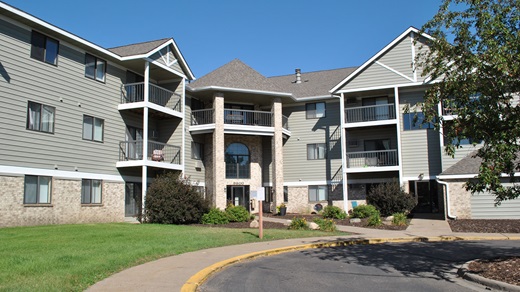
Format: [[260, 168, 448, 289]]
[[346, 149, 398, 168], [224, 109, 272, 126], [345, 104, 395, 123], [191, 109, 214, 125], [121, 82, 182, 112]]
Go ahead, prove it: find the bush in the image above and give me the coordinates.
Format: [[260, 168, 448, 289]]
[[201, 208, 230, 224], [322, 205, 347, 219], [366, 180, 417, 217], [367, 212, 382, 226], [225, 205, 249, 222], [288, 217, 309, 230], [392, 212, 408, 226], [351, 204, 379, 219], [313, 218, 337, 232], [144, 172, 210, 224]]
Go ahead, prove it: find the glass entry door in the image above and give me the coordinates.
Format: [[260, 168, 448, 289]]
[[126, 126, 143, 160], [125, 182, 142, 217], [226, 185, 250, 211]]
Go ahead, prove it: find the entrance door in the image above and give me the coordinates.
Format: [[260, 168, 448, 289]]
[[126, 126, 143, 160], [410, 180, 439, 213], [125, 182, 142, 217], [227, 185, 250, 211]]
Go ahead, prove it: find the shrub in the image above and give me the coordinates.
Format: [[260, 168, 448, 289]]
[[144, 172, 210, 224], [322, 205, 347, 219], [313, 218, 337, 232], [392, 212, 408, 226], [225, 205, 249, 222], [288, 217, 309, 230], [366, 180, 417, 217], [351, 204, 379, 219], [201, 208, 230, 224], [367, 211, 382, 226]]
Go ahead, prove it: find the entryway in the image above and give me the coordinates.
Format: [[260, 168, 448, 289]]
[[410, 180, 440, 214], [226, 185, 250, 211]]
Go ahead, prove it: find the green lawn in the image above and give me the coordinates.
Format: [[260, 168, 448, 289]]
[[0, 223, 346, 291]]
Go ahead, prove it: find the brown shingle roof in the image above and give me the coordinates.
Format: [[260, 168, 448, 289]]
[[441, 151, 482, 176], [189, 59, 357, 98], [188, 59, 281, 92], [268, 67, 357, 98], [108, 38, 170, 57]]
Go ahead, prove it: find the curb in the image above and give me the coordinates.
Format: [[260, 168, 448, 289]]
[[458, 260, 520, 291], [180, 235, 518, 291]]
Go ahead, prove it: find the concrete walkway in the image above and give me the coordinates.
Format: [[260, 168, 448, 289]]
[[87, 217, 519, 292]]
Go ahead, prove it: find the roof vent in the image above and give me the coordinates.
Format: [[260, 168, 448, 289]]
[[295, 68, 302, 84]]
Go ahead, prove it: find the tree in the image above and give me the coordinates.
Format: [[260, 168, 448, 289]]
[[144, 172, 210, 224], [417, 0, 520, 204]]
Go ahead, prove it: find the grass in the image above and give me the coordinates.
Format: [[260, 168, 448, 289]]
[[0, 223, 347, 291]]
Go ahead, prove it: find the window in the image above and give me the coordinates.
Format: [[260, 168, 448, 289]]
[[85, 53, 106, 82], [308, 185, 328, 202], [306, 102, 326, 119], [30, 31, 59, 65], [81, 179, 102, 204], [83, 115, 104, 142], [307, 143, 326, 160], [225, 143, 250, 178], [403, 112, 434, 130], [283, 186, 289, 203], [27, 101, 55, 133], [24, 175, 51, 204], [192, 142, 204, 160]]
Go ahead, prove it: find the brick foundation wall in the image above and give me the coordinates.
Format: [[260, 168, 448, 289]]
[[0, 175, 125, 227]]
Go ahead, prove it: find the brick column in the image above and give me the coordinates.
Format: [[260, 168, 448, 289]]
[[213, 92, 226, 209], [271, 98, 284, 207]]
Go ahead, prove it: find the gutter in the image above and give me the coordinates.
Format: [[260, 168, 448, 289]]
[[436, 179, 457, 220]]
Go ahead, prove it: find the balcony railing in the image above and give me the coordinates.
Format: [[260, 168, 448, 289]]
[[191, 108, 215, 125], [345, 104, 396, 123], [121, 82, 182, 112], [191, 109, 290, 131], [346, 149, 398, 168], [119, 140, 181, 165]]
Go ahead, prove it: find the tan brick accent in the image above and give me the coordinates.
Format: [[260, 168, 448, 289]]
[[271, 98, 284, 206], [212, 92, 226, 209], [0, 175, 125, 227], [446, 180, 472, 219]]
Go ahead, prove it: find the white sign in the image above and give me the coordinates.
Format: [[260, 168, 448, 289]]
[[256, 187, 265, 201], [250, 191, 257, 200]]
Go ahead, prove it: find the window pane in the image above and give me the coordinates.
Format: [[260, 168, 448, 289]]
[[317, 144, 326, 159], [318, 186, 327, 201], [96, 59, 106, 81], [30, 31, 45, 61], [309, 187, 317, 202], [92, 180, 102, 203], [39, 177, 51, 203], [45, 38, 59, 65], [83, 116, 93, 140], [316, 103, 325, 118], [85, 54, 96, 79], [93, 118, 103, 142], [27, 102, 41, 130], [81, 180, 91, 204], [24, 176, 38, 203], [41, 105, 54, 133], [306, 103, 316, 119]]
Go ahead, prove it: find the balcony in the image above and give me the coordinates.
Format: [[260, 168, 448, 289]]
[[344, 104, 396, 127], [346, 149, 398, 172], [117, 140, 181, 170], [119, 82, 182, 117], [190, 109, 290, 136]]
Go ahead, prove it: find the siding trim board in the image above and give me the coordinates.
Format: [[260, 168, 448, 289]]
[[0, 165, 124, 182]]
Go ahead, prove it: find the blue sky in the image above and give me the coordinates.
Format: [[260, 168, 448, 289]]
[[3, 0, 442, 78]]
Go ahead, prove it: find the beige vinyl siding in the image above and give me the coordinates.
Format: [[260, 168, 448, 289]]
[[399, 90, 442, 178], [183, 96, 205, 182], [338, 35, 415, 91], [413, 36, 432, 82], [441, 145, 481, 171], [262, 136, 272, 184], [150, 47, 183, 74], [471, 187, 520, 219], [282, 101, 342, 182], [0, 20, 127, 175]]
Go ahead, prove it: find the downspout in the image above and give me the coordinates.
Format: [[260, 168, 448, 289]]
[[436, 179, 457, 219]]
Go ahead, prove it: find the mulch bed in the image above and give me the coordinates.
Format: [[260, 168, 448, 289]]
[[265, 213, 409, 230], [468, 256, 520, 286], [191, 221, 287, 229], [448, 219, 520, 233]]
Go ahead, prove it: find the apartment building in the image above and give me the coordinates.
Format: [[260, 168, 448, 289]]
[[1, 3, 518, 227]]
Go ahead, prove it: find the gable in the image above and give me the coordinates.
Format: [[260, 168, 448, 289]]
[[149, 44, 183, 75]]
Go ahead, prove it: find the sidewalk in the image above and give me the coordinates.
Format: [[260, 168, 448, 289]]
[[87, 217, 519, 292]]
